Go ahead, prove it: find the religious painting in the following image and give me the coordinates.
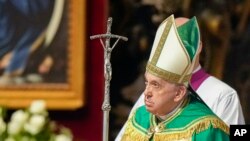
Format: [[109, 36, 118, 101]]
[[0, 0, 86, 109]]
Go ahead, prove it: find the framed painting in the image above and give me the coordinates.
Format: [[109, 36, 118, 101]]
[[0, 0, 86, 110]]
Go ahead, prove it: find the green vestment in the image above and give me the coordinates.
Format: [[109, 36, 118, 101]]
[[121, 94, 229, 141]]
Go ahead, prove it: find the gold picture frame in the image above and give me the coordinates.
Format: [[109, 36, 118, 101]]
[[0, 0, 86, 110]]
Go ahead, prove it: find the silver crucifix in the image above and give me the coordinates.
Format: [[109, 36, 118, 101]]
[[90, 17, 128, 141]]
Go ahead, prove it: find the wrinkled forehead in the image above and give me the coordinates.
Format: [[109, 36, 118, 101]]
[[144, 72, 185, 88], [144, 72, 172, 85]]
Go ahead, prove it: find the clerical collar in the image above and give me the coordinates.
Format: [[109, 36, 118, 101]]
[[190, 65, 210, 91], [157, 99, 184, 121]]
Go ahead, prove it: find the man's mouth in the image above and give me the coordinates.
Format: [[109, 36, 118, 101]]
[[145, 98, 154, 107]]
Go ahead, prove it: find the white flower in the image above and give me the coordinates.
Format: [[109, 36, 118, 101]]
[[0, 117, 6, 135], [55, 134, 72, 141], [24, 115, 46, 135], [1, 100, 73, 140], [11, 110, 29, 124], [7, 120, 23, 135], [29, 100, 46, 115]]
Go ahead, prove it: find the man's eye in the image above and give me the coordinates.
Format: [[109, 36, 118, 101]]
[[152, 83, 159, 87]]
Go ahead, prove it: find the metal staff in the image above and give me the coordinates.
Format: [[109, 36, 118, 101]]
[[90, 17, 128, 141]]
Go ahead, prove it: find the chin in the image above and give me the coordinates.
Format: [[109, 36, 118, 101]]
[[145, 106, 156, 114]]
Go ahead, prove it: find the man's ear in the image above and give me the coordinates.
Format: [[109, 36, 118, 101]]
[[198, 41, 203, 54], [174, 85, 187, 102]]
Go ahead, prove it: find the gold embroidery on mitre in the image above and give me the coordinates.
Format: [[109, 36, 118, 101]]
[[146, 15, 193, 84], [151, 15, 173, 65], [146, 62, 192, 84]]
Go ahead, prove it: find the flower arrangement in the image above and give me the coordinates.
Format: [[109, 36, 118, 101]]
[[0, 100, 73, 141]]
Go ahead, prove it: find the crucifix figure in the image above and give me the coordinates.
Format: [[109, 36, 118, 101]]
[[90, 17, 128, 141]]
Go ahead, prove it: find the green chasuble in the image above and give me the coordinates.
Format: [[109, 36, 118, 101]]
[[121, 94, 229, 141]]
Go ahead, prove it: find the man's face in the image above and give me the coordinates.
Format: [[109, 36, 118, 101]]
[[144, 72, 181, 116]]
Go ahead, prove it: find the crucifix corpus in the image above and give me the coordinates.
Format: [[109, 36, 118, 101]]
[[90, 17, 128, 141]]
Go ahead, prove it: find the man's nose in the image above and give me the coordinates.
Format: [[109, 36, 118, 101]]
[[144, 85, 152, 96]]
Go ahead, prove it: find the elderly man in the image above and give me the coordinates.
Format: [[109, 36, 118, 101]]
[[117, 15, 229, 141]]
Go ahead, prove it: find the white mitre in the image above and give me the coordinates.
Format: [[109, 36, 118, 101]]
[[146, 15, 200, 85]]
